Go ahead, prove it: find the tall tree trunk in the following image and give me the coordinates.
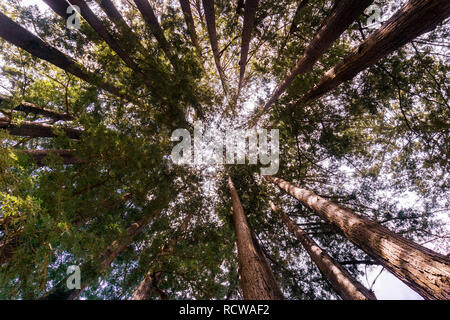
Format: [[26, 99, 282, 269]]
[[269, 201, 376, 300], [16, 150, 83, 166], [133, 0, 174, 59], [302, 0, 450, 103], [179, 0, 202, 55], [261, 0, 373, 114], [202, 0, 228, 95], [265, 176, 450, 300], [228, 176, 284, 300], [0, 10, 130, 101], [237, 0, 259, 99], [44, 0, 154, 91], [0, 117, 82, 139], [0, 95, 74, 121], [131, 213, 193, 300]]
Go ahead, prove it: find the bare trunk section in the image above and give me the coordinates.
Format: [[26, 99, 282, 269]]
[[179, 0, 201, 55], [269, 201, 376, 300], [17, 150, 83, 166], [302, 0, 450, 103], [261, 0, 373, 114], [0, 117, 82, 139], [265, 176, 450, 300], [237, 0, 259, 98], [0, 10, 129, 101], [228, 176, 284, 300], [202, 0, 228, 95], [133, 0, 174, 59], [131, 213, 193, 300], [0, 95, 74, 121]]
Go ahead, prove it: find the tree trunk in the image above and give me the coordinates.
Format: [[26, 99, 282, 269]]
[[0, 117, 82, 139], [133, 0, 173, 58], [228, 176, 284, 300], [288, 0, 310, 36], [261, 0, 373, 114], [202, 0, 228, 95], [269, 201, 376, 300], [0, 10, 129, 101], [131, 212, 193, 300], [44, 0, 154, 91], [237, 0, 259, 98], [265, 176, 450, 300], [17, 150, 83, 166], [302, 0, 450, 103], [179, 0, 202, 55], [0, 95, 74, 121]]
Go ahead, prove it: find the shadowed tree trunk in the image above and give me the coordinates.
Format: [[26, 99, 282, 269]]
[[202, 0, 228, 95], [179, 0, 202, 55], [288, 0, 310, 36], [131, 213, 193, 300], [261, 0, 373, 114], [44, 0, 154, 91], [237, 0, 259, 99], [301, 0, 450, 103], [133, 0, 174, 59], [0, 117, 82, 139], [269, 201, 376, 300], [0, 95, 74, 121], [228, 176, 284, 300], [265, 176, 450, 300], [0, 10, 129, 101], [17, 150, 83, 166]]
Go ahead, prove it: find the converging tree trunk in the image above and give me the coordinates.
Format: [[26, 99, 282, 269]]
[[228, 176, 284, 300], [265, 176, 450, 300], [269, 201, 376, 300], [237, 0, 259, 99], [202, 0, 228, 95], [0, 117, 82, 139], [261, 0, 373, 114], [179, 0, 202, 55], [301, 0, 450, 103], [0, 11, 130, 101]]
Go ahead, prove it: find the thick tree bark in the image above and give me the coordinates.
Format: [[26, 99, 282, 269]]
[[0, 10, 129, 101], [269, 201, 376, 300], [237, 0, 259, 99], [0, 117, 82, 139], [265, 176, 450, 300], [261, 0, 373, 114], [228, 176, 284, 300], [179, 0, 202, 55], [202, 0, 228, 95], [0, 95, 74, 121], [302, 0, 450, 103], [17, 150, 83, 166], [44, 0, 154, 91]]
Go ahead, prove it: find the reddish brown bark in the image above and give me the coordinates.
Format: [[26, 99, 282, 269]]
[[302, 0, 450, 103], [0, 10, 129, 101], [261, 0, 373, 114], [228, 176, 284, 300], [202, 0, 228, 94], [0, 117, 82, 139], [237, 0, 259, 97], [265, 176, 450, 300], [269, 201, 376, 300]]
